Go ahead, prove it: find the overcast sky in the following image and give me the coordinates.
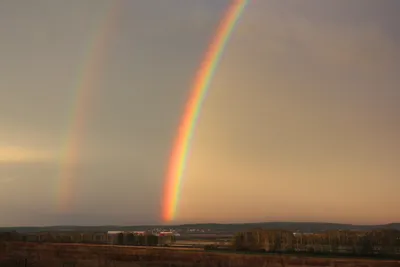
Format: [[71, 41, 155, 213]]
[[0, 0, 399, 226]]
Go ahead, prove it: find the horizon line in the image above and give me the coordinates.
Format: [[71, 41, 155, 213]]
[[1, 221, 398, 229]]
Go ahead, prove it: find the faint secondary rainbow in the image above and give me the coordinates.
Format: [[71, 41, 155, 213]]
[[162, 0, 249, 222], [57, 1, 121, 212]]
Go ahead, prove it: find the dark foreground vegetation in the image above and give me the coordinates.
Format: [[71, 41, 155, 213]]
[[205, 246, 400, 260], [3, 242, 400, 267]]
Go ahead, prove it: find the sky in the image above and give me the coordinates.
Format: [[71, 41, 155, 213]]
[[0, 0, 399, 226]]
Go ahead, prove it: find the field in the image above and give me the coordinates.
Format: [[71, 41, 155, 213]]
[[169, 233, 232, 251], [2, 242, 400, 267]]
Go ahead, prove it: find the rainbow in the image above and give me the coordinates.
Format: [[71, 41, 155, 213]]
[[162, 0, 249, 222], [57, 1, 121, 212]]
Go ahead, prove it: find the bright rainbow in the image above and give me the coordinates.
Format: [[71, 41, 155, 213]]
[[162, 0, 249, 222], [58, 1, 121, 212]]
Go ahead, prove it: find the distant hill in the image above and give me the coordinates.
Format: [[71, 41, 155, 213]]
[[1, 222, 399, 233], [173, 222, 400, 233]]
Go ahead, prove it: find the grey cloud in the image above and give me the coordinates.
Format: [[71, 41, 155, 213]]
[[0, 0, 399, 225]]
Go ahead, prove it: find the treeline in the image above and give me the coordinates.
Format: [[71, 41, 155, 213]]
[[0, 231, 176, 247], [230, 228, 400, 257]]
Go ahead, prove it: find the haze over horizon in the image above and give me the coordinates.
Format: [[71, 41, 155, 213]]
[[0, 0, 399, 227]]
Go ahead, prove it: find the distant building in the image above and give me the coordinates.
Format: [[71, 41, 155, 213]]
[[158, 231, 173, 236]]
